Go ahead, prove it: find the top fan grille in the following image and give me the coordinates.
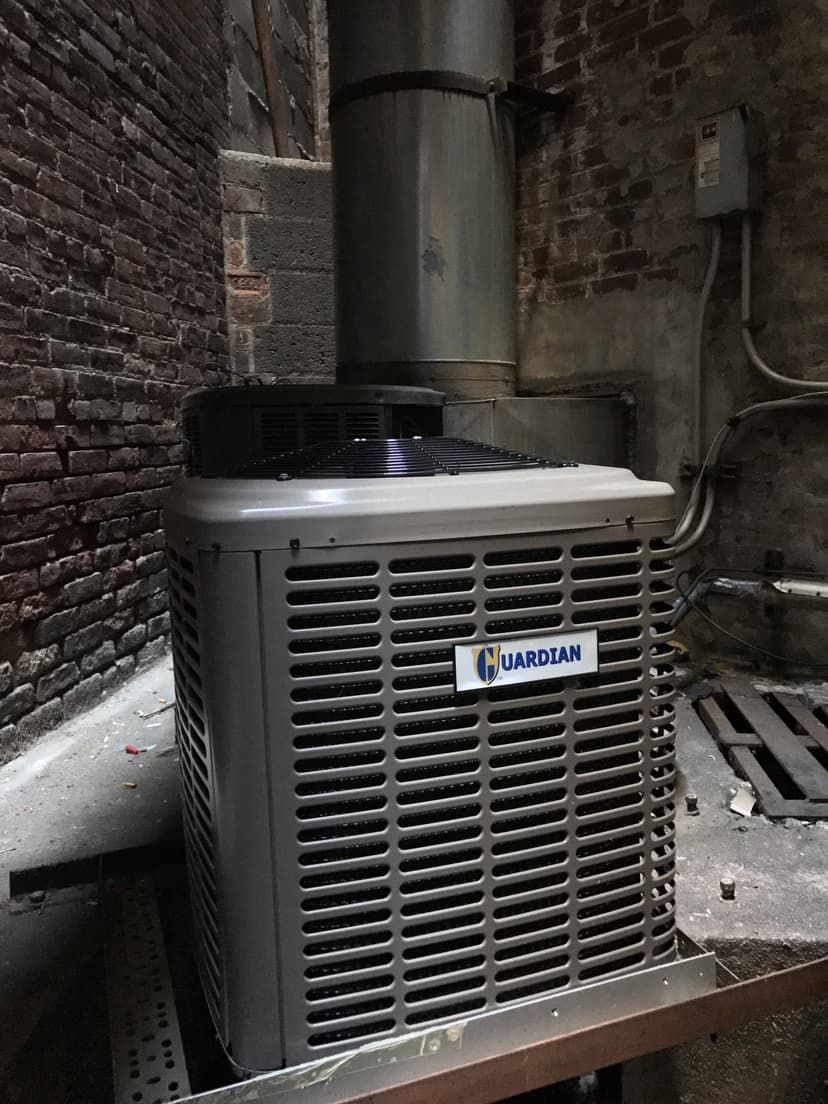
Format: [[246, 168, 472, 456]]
[[234, 438, 574, 480]]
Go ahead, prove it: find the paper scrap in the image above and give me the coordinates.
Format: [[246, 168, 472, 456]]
[[730, 786, 756, 818]]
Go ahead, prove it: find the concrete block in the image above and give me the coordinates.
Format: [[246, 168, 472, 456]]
[[223, 184, 263, 214], [261, 160, 331, 220], [252, 323, 335, 376], [247, 215, 333, 273], [223, 148, 326, 189], [269, 272, 333, 325]]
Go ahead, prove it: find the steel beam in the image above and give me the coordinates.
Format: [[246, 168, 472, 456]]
[[183, 957, 827, 1104]]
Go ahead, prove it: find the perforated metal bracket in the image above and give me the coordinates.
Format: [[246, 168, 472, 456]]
[[104, 874, 191, 1104]]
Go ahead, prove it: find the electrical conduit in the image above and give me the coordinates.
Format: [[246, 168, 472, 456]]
[[741, 213, 828, 392]]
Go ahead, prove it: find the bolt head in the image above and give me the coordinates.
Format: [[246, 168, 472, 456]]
[[685, 793, 699, 815], [720, 876, 736, 900]]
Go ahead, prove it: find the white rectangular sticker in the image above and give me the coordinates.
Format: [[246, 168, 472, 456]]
[[697, 120, 720, 189], [454, 629, 599, 692]]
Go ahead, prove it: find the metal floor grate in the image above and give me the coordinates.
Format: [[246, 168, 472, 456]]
[[696, 686, 828, 818]]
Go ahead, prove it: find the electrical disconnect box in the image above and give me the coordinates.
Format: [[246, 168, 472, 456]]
[[695, 104, 767, 218]]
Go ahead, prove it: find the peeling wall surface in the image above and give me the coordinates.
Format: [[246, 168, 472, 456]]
[[0, 0, 230, 756], [514, 0, 828, 666], [225, 0, 316, 158], [222, 151, 335, 382]]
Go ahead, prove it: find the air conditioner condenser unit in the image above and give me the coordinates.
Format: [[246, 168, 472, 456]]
[[164, 438, 688, 1075]]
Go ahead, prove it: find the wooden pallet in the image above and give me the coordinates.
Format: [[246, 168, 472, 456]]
[[696, 687, 828, 819]]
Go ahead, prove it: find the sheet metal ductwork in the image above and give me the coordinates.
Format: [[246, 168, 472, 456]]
[[329, 0, 517, 400]]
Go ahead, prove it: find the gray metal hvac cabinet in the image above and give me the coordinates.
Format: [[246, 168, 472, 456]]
[[164, 442, 678, 1073]]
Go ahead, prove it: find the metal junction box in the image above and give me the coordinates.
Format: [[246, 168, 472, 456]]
[[164, 439, 679, 1074], [695, 104, 767, 219]]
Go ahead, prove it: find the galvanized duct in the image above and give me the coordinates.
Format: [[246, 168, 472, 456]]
[[328, 0, 517, 401]]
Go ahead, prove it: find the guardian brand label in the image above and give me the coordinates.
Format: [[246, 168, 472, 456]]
[[454, 629, 599, 692]]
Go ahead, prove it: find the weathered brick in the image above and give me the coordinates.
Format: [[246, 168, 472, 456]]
[[115, 654, 136, 680], [63, 672, 103, 716], [67, 449, 109, 473], [223, 183, 264, 213], [1, 482, 51, 511], [0, 454, 21, 482], [13, 397, 38, 422], [638, 14, 692, 51], [14, 644, 60, 685], [34, 594, 115, 645], [60, 571, 104, 606], [80, 639, 116, 675], [0, 683, 35, 723], [36, 661, 80, 703], [0, 538, 51, 570], [63, 622, 105, 660], [116, 622, 148, 656], [0, 569, 39, 602], [147, 611, 170, 638], [603, 249, 650, 273], [40, 552, 95, 588], [591, 274, 639, 294], [15, 699, 63, 741], [19, 451, 63, 478], [137, 636, 167, 666]]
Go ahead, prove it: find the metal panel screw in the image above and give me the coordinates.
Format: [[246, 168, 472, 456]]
[[685, 793, 699, 816], [720, 877, 736, 901]]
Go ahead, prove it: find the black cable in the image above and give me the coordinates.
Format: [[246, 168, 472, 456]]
[[673, 573, 828, 671]]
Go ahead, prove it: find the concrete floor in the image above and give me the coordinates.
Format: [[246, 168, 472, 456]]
[[0, 658, 179, 1099], [672, 693, 828, 948], [0, 656, 826, 1102]]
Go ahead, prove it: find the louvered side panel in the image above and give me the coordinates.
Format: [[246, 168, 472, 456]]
[[166, 545, 223, 1028]]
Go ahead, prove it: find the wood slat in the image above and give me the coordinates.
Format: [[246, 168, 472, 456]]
[[729, 748, 828, 820], [770, 693, 828, 755], [695, 696, 761, 749], [731, 694, 828, 801]]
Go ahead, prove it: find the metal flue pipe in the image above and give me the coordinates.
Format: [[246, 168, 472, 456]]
[[328, 0, 517, 400]]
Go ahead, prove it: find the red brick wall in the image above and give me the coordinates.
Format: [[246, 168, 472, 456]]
[[0, 0, 230, 757]]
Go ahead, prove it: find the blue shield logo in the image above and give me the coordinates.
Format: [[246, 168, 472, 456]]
[[473, 644, 501, 686]]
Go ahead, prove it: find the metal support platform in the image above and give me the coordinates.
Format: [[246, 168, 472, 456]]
[[104, 875, 191, 1104], [8, 845, 828, 1104]]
